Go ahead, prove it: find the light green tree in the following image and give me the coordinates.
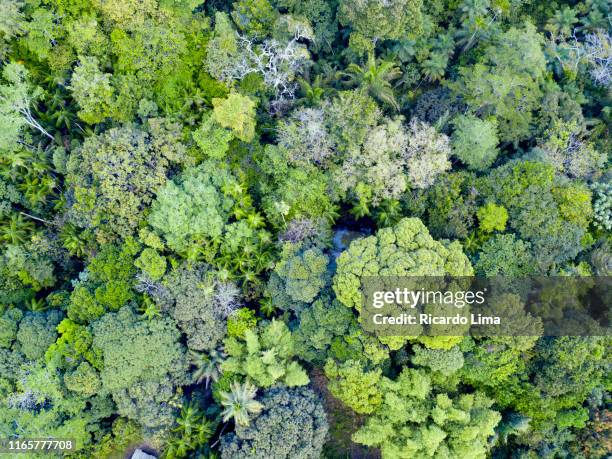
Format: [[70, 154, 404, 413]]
[[220, 381, 264, 426], [212, 93, 257, 142], [222, 319, 309, 387], [477, 203, 508, 233], [352, 368, 501, 458], [0, 63, 53, 151], [451, 115, 499, 171], [449, 23, 546, 143], [324, 359, 383, 414]]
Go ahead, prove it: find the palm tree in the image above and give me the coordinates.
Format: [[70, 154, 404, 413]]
[[0, 213, 35, 244], [220, 381, 264, 426], [297, 75, 326, 106], [190, 349, 225, 388], [340, 53, 402, 110], [421, 52, 449, 82], [175, 402, 202, 437]]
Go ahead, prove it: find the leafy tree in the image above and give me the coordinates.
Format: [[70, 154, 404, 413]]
[[277, 107, 334, 166], [147, 161, 272, 276], [152, 264, 236, 352], [451, 114, 499, 171], [134, 248, 167, 281], [403, 119, 452, 189], [591, 181, 611, 231], [411, 344, 464, 377], [45, 318, 102, 370], [293, 295, 390, 365], [0, 0, 23, 42], [92, 306, 190, 429], [258, 146, 339, 228], [220, 386, 328, 459], [324, 359, 383, 414], [0, 361, 109, 453], [0, 63, 53, 152], [352, 368, 501, 458], [449, 23, 546, 142], [333, 218, 472, 350], [66, 122, 188, 242], [147, 161, 236, 254], [323, 89, 381, 154], [479, 160, 591, 270], [476, 203, 508, 233], [16, 310, 62, 360], [66, 242, 138, 324], [64, 361, 102, 396], [268, 240, 330, 307], [222, 319, 309, 387], [475, 234, 535, 276], [231, 0, 278, 37], [0, 307, 22, 349], [69, 56, 118, 124], [333, 217, 473, 312], [192, 113, 234, 159], [538, 120, 606, 180], [212, 93, 257, 142], [406, 171, 478, 240], [335, 117, 408, 205], [338, 0, 423, 52]]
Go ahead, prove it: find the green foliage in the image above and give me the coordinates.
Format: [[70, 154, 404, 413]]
[[449, 23, 546, 142], [192, 113, 234, 159], [0, 307, 22, 349], [64, 361, 102, 396], [407, 171, 478, 240], [154, 264, 233, 352], [148, 162, 272, 277], [451, 115, 499, 171], [269, 241, 330, 306], [591, 181, 611, 231], [477, 203, 508, 233], [231, 0, 278, 37], [475, 234, 535, 276], [220, 386, 328, 459], [92, 306, 189, 429], [16, 310, 62, 360], [66, 242, 137, 323], [479, 160, 592, 269], [411, 345, 464, 376], [293, 295, 389, 364], [352, 368, 501, 458], [222, 319, 309, 388], [0, 63, 51, 152], [227, 307, 257, 338], [324, 359, 383, 414], [220, 380, 264, 426], [338, 0, 423, 52], [333, 217, 473, 312], [69, 56, 119, 124], [45, 318, 102, 369], [148, 161, 235, 254], [212, 93, 257, 142], [0, 1, 609, 456], [66, 122, 188, 242], [135, 248, 167, 281]]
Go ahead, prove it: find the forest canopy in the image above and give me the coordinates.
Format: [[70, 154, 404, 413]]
[[0, 0, 610, 458]]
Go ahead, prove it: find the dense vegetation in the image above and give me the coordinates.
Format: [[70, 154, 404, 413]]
[[0, 0, 610, 457]]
